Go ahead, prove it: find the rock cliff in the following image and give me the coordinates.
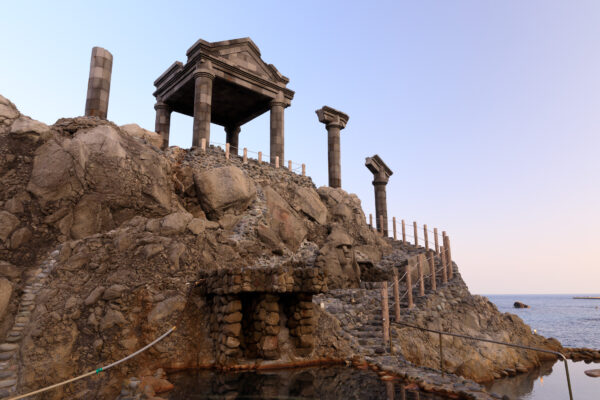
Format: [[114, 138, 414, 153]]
[[0, 95, 566, 399]]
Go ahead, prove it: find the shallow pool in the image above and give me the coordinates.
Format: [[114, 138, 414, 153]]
[[166, 366, 451, 399], [484, 360, 600, 399]]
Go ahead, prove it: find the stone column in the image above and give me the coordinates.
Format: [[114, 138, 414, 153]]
[[192, 61, 215, 148], [365, 155, 393, 236], [154, 101, 171, 150], [85, 47, 113, 119], [270, 92, 286, 165], [316, 106, 349, 188], [225, 126, 241, 155]]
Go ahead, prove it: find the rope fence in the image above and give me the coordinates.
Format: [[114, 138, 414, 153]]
[[202, 139, 307, 176]]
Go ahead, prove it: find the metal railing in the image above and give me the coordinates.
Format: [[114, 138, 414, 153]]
[[391, 320, 574, 400]]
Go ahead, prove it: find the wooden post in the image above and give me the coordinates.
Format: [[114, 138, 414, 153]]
[[379, 214, 384, 236], [393, 217, 397, 240], [406, 262, 414, 309], [441, 245, 448, 284], [402, 219, 406, 243], [446, 235, 453, 280], [369, 213, 373, 229], [225, 143, 230, 160], [393, 268, 400, 322], [302, 163, 306, 176], [275, 156, 279, 168], [418, 253, 425, 296], [288, 160, 292, 170], [429, 250, 436, 291], [258, 151, 262, 164], [381, 281, 390, 346], [386, 380, 394, 400], [434, 227, 439, 254], [243, 148, 248, 164], [201, 138, 206, 152], [413, 221, 418, 247], [424, 224, 429, 251]]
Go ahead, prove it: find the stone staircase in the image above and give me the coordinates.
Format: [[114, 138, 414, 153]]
[[0, 250, 59, 399]]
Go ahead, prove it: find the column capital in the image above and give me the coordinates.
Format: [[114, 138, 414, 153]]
[[193, 60, 215, 80], [316, 106, 349, 130], [270, 91, 289, 108], [154, 101, 170, 111], [225, 125, 241, 135], [365, 155, 393, 181]]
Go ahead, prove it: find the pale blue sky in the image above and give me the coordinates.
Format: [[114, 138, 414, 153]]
[[1, 1, 598, 294]]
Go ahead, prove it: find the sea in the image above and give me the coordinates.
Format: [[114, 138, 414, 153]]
[[484, 294, 600, 400]]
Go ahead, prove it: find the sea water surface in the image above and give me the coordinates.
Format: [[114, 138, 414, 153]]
[[485, 294, 600, 399]]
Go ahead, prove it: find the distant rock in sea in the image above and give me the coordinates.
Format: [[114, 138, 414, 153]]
[[514, 301, 530, 309]]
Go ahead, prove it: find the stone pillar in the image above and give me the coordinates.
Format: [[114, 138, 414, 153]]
[[366, 155, 393, 236], [225, 126, 240, 155], [192, 61, 215, 148], [85, 47, 113, 119], [316, 106, 349, 188], [270, 92, 286, 165], [154, 101, 171, 150]]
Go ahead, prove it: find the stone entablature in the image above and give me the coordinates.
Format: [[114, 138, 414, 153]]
[[153, 38, 294, 163], [197, 265, 328, 295]]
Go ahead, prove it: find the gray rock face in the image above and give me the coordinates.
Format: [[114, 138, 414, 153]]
[[194, 166, 257, 219]]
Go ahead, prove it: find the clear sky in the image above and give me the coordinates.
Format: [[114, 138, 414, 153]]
[[1, 1, 598, 294]]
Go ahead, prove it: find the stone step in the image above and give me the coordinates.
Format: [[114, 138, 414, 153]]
[[0, 354, 14, 362], [0, 378, 16, 389], [5, 336, 21, 344], [0, 371, 15, 380], [0, 345, 18, 353]]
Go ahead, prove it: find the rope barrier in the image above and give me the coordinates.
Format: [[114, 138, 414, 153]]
[[7, 326, 177, 400]]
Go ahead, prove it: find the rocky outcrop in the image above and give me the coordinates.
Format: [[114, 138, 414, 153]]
[[0, 95, 573, 399], [513, 301, 529, 309]]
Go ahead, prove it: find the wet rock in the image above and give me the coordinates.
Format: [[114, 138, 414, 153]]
[[513, 301, 529, 309]]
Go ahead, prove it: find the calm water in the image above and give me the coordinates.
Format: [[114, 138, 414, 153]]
[[486, 294, 600, 399], [167, 366, 450, 399], [486, 294, 600, 349]]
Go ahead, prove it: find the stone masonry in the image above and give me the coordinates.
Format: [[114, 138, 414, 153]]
[[316, 106, 349, 188], [197, 265, 326, 364], [84, 47, 113, 119], [365, 155, 393, 236], [153, 38, 294, 164]]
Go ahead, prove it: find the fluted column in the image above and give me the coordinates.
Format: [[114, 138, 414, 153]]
[[85, 47, 113, 119], [225, 126, 241, 155], [192, 61, 215, 148], [154, 101, 171, 150], [316, 106, 349, 188], [270, 92, 286, 165]]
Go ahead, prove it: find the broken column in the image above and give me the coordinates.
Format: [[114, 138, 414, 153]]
[[316, 106, 349, 188], [192, 61, 215, 147], [85, 47, 113, 119], [365, 155, 393, 236], [154, 100, 171, 149]]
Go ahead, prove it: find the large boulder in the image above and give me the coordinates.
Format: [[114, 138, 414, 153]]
[[290, 186, 328, 225], [120, 124, 163, 149], [0, 95, 19, 127], [193, 166, 256, 219], [316, 226, 360, 289], [264, 186, 307, 251]]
